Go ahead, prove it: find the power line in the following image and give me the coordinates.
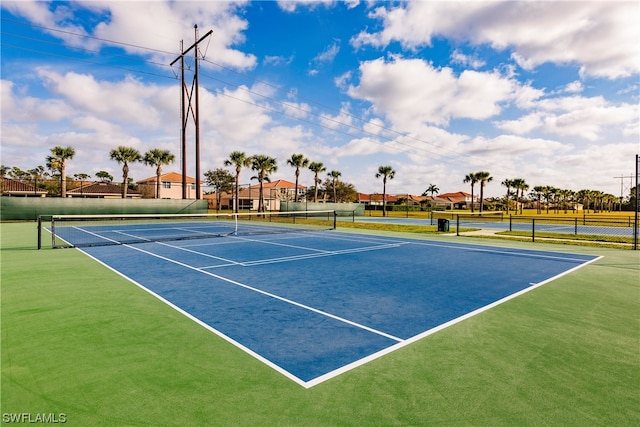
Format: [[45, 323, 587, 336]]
[[1, 42, 177, 81]]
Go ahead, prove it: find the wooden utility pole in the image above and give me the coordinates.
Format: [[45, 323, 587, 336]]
[[170, 26, 213, 199]]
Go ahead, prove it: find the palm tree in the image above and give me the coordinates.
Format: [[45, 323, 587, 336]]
[[475, 171, 492, 215], [542, 186, 555, 214], [286, 153, 309, 203], [501, 179, 514, 214], [532, 185, 546, 214], [423, 183, 439, 197], [224, 151, 252, 213], [375, 165, 396, 217], [109, 146, 142, 198], [143, 149, 175, 199], [308, 161, 326, 202], [46, 145, 75, 198], [511, 178, 528, 214], [250, 155, 278, 212], [328, 170, 342, 202], [463, 172, 478, 213]]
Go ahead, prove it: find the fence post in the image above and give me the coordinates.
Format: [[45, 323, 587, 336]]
[[509, 215, 513, 232], [574, 218, 578, 235], [532, 218, 535, 242], [456, 215, 460, 236]]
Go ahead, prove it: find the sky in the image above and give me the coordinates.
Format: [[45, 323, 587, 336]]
[[1, 0, 639, 198]]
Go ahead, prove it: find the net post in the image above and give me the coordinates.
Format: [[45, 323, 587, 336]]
[[456, 215, 460, 236], [333, 211, 337, 229], [37, 216, 42, 250]]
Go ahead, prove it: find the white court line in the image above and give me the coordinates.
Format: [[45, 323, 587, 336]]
[[112, 242, 404, 344]]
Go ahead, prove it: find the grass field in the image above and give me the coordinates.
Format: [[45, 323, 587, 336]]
[[2, 221, 639, 426]]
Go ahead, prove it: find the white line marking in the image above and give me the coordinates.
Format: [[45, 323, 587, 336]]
[[114, 243, 404, 343]]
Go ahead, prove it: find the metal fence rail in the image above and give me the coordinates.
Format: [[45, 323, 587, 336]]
[[454, 214, 639, 249]]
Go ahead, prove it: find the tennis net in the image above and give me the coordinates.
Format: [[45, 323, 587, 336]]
[[39, 210, 337, 249]]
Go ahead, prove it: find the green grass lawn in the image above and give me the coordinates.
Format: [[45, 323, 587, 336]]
[[2, 222, 639, 426]]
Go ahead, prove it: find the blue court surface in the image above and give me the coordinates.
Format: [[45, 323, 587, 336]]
[[76, 228, 600, 388]]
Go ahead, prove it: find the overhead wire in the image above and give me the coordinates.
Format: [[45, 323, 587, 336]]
[[2, 16, 495, 171]]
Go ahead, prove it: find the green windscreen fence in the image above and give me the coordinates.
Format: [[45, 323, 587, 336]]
[[1, 197, 208, 221]]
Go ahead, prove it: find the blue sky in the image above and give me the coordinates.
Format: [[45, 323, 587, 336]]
[[1, 1, 639, 198]]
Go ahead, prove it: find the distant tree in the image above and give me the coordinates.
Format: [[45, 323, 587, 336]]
[[463, 172, 479, 213], [501, 179, 514, 213], [511, 178, 529, 214], [308, 161, 326, 202], [73, 172, 90, 196], [250, 155, 278, 212], [475, 171, 493, 214], [46, 145, 75, 197], [224, 151, 252, 213], [95, 171, 113, 183], [204, 168, 235, 212], [375, 165, 396, 217], [143, 149, 175, 198], [109, 146, 142, 198], [531, 186, 546, 214], [9, 166, 29, 182], [28, 166, 49, 195], [286, 153, 310, 202], [422, 183, 439, 197], [327, 170, 342, 202]]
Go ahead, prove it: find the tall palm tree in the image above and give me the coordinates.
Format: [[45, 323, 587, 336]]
[[286, 153, 309, 202], [250, 155, 278, 212], [542, 186, 555, 214], [308, 161, 326, 202], [375, 165, 396, 217], [109, 146, 142, 198], [143, 149, 175, 198], [46, 145, 75, 198], [425, 183, 439, 197], [511, 178, 528, 214], [501, 179, 514, 214], [532, 185, 546, 214], [328, 170, 342, 202], [475, 171, 492, 215], [224, 151, 252, 213], [463, 172, 478, 213]]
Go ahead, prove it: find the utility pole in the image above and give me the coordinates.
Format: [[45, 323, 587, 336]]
[[170, 26, 213, 200]]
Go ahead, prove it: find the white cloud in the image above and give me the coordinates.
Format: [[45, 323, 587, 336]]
[[494, 96, 638, 141], [352, 1, 640, 79], [450, 49, 485, 69], [346, 56, 537, 128]]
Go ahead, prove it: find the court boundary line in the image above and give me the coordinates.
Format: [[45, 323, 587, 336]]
[[108, 242, 406, 344], [304, 253, 604, 388], [73, 232, 603, 389]]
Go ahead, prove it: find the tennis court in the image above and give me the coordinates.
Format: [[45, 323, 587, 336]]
[[48, 213, 600, 388], [354, 215, 638, 238]]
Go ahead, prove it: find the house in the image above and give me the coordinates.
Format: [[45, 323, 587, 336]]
[[205, 179, 305, 211], [358, 193, 399, 206], [435, 192, 479, 210], [67, 182, 140, 198], [136, 172, 203, 199], [0, 178, 48, 197]]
